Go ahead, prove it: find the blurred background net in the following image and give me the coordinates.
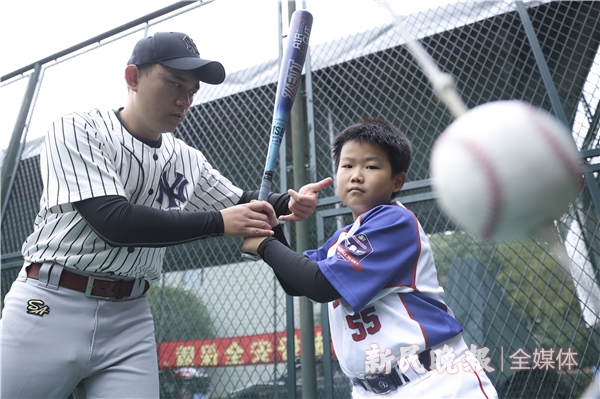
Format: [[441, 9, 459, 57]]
[[1, 1, 599, 398]]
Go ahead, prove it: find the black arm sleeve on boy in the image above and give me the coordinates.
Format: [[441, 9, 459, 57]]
[[74, 191, 291, 247], [258, 229, 341, 303], [265, 225, 303, 297]]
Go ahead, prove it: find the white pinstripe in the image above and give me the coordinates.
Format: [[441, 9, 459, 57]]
[[21, 108, 242, 281]]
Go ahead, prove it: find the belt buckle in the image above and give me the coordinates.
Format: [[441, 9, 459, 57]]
[[363, 373, 396, 394], [85, 276, 116, 300]]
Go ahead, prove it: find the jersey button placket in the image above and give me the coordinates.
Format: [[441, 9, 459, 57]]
[[150, 153, 158, 195]]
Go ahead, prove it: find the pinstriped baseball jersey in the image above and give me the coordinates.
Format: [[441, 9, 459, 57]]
[[303, 201, 463, 378], [21, 108, 243, 281]]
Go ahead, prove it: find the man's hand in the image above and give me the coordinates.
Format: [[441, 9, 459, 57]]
[[221, 201, 277, 237], [279, 177, 333, 222]]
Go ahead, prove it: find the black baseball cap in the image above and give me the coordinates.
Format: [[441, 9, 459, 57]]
[[128, 32, 226, 85]]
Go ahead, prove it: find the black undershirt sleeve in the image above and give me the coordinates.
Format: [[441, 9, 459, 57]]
[[258, 228, 341, 303], [74, 190, 291, 248], [74, 195, 223, 247]]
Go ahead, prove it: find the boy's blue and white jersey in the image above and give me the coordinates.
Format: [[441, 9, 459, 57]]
[[303, 201, 463, 378]]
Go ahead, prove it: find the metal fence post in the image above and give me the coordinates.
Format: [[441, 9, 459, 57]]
[[1, 63, 41, 222], [286, 1, 318, 397]]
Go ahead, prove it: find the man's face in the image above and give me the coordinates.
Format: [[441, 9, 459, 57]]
[[135, 64, 200, 135]]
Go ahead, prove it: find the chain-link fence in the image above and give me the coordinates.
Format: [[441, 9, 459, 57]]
[[1, 1, 599, 398]]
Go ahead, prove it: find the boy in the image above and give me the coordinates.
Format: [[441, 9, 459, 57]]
[[243, 118, 498, 398]]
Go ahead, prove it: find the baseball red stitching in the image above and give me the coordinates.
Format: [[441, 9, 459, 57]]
[[454, 138, 503, 239], [524, 105, 583, 190]]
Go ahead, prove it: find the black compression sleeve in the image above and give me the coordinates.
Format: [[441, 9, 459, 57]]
[[257, 236, 341, 303], [74, 195, 224, 247], [271, 224, 289, 246], [238, 191, 291, 216], [268, 225, 302, 296]]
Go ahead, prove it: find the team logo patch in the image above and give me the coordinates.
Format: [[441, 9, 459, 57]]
[[336, 234, 373, 272], [157, 172, 189, 210], [26, 299, 50, 317]]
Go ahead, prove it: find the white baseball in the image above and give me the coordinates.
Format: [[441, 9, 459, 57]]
[[430, 100, 582, 240]]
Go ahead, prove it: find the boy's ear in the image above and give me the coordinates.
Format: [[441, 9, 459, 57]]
[[124, 65, 140, 91], [394, 172, 407, 192]]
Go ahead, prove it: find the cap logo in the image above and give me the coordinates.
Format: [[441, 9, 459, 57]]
[[183, 35, 200, 56]]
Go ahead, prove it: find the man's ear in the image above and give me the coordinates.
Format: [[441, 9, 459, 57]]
[[124, 65, 140, 91], [394, 172, 407, 192]]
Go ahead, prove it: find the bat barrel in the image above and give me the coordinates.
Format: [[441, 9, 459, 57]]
[[256, 9, 313, 202], [241, 9, 313, 261]]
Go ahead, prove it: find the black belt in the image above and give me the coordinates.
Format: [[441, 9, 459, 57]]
[[353, 349, 432, 394], [27, 263, 150, 300]]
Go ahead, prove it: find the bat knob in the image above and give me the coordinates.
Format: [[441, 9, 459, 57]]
[[241, 252, 261, 262]]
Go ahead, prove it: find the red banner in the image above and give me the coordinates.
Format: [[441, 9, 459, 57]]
[[158, 326, 330, 369]]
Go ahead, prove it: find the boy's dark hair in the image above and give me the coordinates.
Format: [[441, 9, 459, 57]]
[[332, 118, 412, 177]]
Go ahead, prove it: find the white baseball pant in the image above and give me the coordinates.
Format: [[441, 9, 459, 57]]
[[1, 268, 158, 399]]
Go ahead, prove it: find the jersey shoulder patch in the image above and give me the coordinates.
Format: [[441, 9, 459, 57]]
[[336, 233, 374, 271]]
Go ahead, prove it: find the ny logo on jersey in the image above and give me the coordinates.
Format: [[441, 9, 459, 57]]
[[27, 299, 50, 317], [157, 172, 189, 210], [183, 35, 200, 56]]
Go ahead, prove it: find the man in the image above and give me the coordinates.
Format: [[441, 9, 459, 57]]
[[0, 31, 332, 399]]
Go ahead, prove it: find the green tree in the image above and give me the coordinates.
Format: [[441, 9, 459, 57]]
[[147, 284, 215, 342], [429, 231, 598, 367]]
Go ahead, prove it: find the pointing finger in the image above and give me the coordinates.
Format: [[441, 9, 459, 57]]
[[300, 177, 333, 194]]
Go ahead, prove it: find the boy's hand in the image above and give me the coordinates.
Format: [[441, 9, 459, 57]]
[[242, 236, 267, 254], [280, 177, 333, 222]]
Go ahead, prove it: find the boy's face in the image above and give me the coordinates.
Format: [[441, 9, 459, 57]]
[[336, 140, 405, 220]]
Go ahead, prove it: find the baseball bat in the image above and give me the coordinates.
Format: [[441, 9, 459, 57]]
[[242, 9, 313, 261]]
